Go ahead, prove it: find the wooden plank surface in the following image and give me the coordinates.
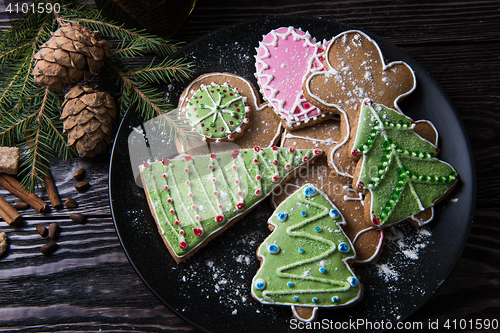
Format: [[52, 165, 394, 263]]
[[1, 1, 499, 332]]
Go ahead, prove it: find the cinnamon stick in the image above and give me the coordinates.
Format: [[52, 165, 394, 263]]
[[0, 174, 49, 213], [43, 171, 63, 210], [0, 194, 22, 226]]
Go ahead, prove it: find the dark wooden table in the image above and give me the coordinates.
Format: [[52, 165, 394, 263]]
[[1, 1, 499, 332]]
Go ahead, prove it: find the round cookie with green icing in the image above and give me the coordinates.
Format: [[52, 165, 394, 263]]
[[251, 183, 362, 323], [185, 81, 251, 142]]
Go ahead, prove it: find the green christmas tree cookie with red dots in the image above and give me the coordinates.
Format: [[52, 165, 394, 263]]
[[251, 184, 362, 322], [185, 81, 251, 142], [139, 146, 322, 263], [351, 99, 459, 227]]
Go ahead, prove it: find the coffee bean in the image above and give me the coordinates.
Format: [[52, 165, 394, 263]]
[[73, 168, 86, 181], [40, 242, 58, 256], [75, 181, 90, 192], [36, 224, 48, 237], [13, 201, 30, 210], [64, 198, 78, 208], [48, 223, 60, 240], [70, 213, 87, 224]]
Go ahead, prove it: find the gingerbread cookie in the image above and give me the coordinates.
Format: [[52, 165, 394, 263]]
[[252, 184, 362, 322], [351, 99, 458, 227], [273, 119, 384, 264], [139, 147, 323, 263], [303, 30, 416, 178], [255, 27, 334, 130], [176, 73, 283, 155]]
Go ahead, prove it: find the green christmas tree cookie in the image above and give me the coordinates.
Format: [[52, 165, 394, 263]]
[[185, 81, 251, 142], [251, 184, 362, 322], [140, 146, 322, 263], [351, 99, 458, 227]]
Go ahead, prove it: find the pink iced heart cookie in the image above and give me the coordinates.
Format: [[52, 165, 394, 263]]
[[255, 27, 333, 130]]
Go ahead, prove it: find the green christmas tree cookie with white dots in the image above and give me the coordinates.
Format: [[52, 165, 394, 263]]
[[184, 81, 250, 142], [351, 99, 458, 227], [251, 184, 362, 322]]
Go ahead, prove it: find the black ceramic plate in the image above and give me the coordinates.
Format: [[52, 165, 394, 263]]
[[109, 17, 475, 333]]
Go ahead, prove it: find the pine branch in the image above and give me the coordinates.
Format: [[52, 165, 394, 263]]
[[125, 58, 193, 84]]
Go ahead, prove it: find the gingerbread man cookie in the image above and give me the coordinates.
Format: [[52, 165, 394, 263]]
[[303, 30, 416, 178]]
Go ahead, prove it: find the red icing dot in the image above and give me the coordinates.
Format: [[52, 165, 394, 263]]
[[352, 149, 360, 156], [289, 147, 295, 153], [236, 108, 240, 112], [255, 189, 262, 196], [169, 209, 174, 214], [143, 161, 150, 168], [163, 185, 169, 190], [230, 93, 233, 96], [167, 198, 172, 203], [184, 168, 189, 173], [201, 123, 204, 127], [285, 164, 291, 170], [214, 129, 217, 133], [191, 205, 196, 210], [228, 135, 233, 139], [253, 158, 259, 164], [210, 153, 217, 159], [229, 121, 234, 125], [185, 180, 190, 185], [236, 202, 245, 211], [232, 165, 237, 170], [238, 190, 243, 196], [272, 146, 278, 151], [206, 128, 209, 131], [256, 175, 261, 180], [162, 158, 169, 166], [179, 230, 184, 235], [273, 159, 278, 165], [234, 103, 239, 107], [313, 149, 321, 155], [162, 173, 167, 178], [231, 150, 239, 159], [234, 115, 239, 120], [195, 216, 200, 221], [436, 147, 441, 153], [174, 220, 180, 225], [302, 156, 308, 162], [235, 179, 239, 184], [188, 192, 193, 198], [213, 191, 218, 195], [254, 146, 261, 152], [272, 175, 279, 182], [357, 181, 364, 189], [216, 215, 224, 223], [372, 216, 381, 225], [303, 102, 312, 109], [208, 164, 213, 169], [179, 241, 187, 249], [212, 178, 216, 182]]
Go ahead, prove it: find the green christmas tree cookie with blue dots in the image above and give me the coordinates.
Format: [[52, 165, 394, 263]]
[[251, 184, 362, 322]]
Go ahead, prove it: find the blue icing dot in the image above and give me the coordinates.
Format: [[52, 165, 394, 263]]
[[332, 296, 339, 303], [348, 276, 359, 287], [304, 186, 316, 197], [255, 278, 266, 290], [287, 282, 293, 287], [276, 211, 288, 222], [329, 208, 340, 219], [339, 242, 350, 253], [293, 296, 299, 301], [319, 267, 326, 273], [301, 211, 307, 217], [268, 244, 280, 255], [315, 226, 322, 232], [312, 297, 318, 303], [298, 248, 304, 254]]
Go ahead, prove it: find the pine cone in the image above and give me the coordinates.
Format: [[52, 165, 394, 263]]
[[61, 85, 118, 157], [33, 22, 109, 91]]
